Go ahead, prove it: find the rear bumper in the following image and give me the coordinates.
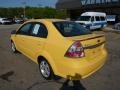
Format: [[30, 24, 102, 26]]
[[56, 49, 108, 80]]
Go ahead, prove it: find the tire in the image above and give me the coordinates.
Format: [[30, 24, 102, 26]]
[[11, 41, 17, 53], [39, 59, 55, 80]]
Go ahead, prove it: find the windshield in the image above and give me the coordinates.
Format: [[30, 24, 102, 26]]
[[78, 16, 91, 21], [3, 19, 9, 21], [53, 21, 91, 37]]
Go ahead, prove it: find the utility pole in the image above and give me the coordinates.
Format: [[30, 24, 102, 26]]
[[22, 1, 26, 19], [38, 0, 42, 8], [38, 4, 42, 8]]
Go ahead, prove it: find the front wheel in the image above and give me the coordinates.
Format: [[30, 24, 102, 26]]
[[11, 42, 17, 53]]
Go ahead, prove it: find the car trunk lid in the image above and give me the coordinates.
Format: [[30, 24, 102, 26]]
[[66, 34, 105, 60]]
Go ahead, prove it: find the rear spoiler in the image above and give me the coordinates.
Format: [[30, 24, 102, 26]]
[[80, 35, 104, 41]]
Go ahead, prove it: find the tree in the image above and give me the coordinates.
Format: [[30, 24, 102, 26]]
[[0, 7, 68, 19]]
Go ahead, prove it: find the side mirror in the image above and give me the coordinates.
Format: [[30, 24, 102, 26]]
[[11, 30, 16, 34]]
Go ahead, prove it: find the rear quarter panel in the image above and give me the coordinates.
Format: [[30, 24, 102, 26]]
[[41, 21, 73, 75]]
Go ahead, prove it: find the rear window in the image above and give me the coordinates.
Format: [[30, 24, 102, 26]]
[[53, 21, 91, 37]]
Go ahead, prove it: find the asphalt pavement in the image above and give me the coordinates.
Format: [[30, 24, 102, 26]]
[[0, 24, 120, 90]]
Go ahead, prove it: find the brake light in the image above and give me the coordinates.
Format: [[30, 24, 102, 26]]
[[65, 41, 85, 58]]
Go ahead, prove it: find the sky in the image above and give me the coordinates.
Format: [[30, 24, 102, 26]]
[[0, 0, 58, 7]]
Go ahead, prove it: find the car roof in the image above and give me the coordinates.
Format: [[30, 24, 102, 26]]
[[81, 12, 106, 16], [26, 19, 68, 23]]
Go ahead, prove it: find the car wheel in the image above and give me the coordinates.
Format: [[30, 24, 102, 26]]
[[39, 59, 55, 80], [11, 42, 17, 53]]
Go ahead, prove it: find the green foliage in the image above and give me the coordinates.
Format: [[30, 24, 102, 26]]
[[0, 7, 68, 19]]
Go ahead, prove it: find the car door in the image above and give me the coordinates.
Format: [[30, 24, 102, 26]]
[[100, 16, 107, 28], [14, 23, 32, 54], [22, 22, 48, 61], [94, 16, 101, 29], [90, 16, 95, 29]]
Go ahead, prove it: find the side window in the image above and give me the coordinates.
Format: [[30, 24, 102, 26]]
[[100, 16, 105, 21], [91, 16, 94, 22], [17, 23, 31, 35], [30, 23, 48, 38], [31, 24, 40, 35], [95, 16, 100, 21]]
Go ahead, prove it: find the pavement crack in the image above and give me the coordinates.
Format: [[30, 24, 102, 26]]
[[26, 82, 39, 90], [0, 71, 14, 82]]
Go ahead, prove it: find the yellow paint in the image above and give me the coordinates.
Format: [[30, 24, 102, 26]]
[[11, 19, 108, 80]]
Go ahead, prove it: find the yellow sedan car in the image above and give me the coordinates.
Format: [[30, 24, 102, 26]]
[[10, 19, 108, 80]]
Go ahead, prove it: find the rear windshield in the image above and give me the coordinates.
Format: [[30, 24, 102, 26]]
[[53, 21, 91, 37]]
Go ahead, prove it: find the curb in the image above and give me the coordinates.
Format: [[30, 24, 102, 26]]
[[103, 28, 120, 34]]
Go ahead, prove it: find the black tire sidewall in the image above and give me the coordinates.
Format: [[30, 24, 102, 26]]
[[11, 42, 17, 53], [39, 59, 54, 80]]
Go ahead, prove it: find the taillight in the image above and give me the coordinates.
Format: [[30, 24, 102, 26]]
[[65, 41, 85, 58]]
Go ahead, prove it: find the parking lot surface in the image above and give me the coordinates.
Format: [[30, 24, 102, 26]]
[[0, 24, 120, 90]]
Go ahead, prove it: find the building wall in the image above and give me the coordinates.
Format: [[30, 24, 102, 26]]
[[56, 0, 120, 21]]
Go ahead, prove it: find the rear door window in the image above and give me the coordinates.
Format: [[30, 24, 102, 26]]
[[30, 23, 48, 38], [31, 24, 40, 35]]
